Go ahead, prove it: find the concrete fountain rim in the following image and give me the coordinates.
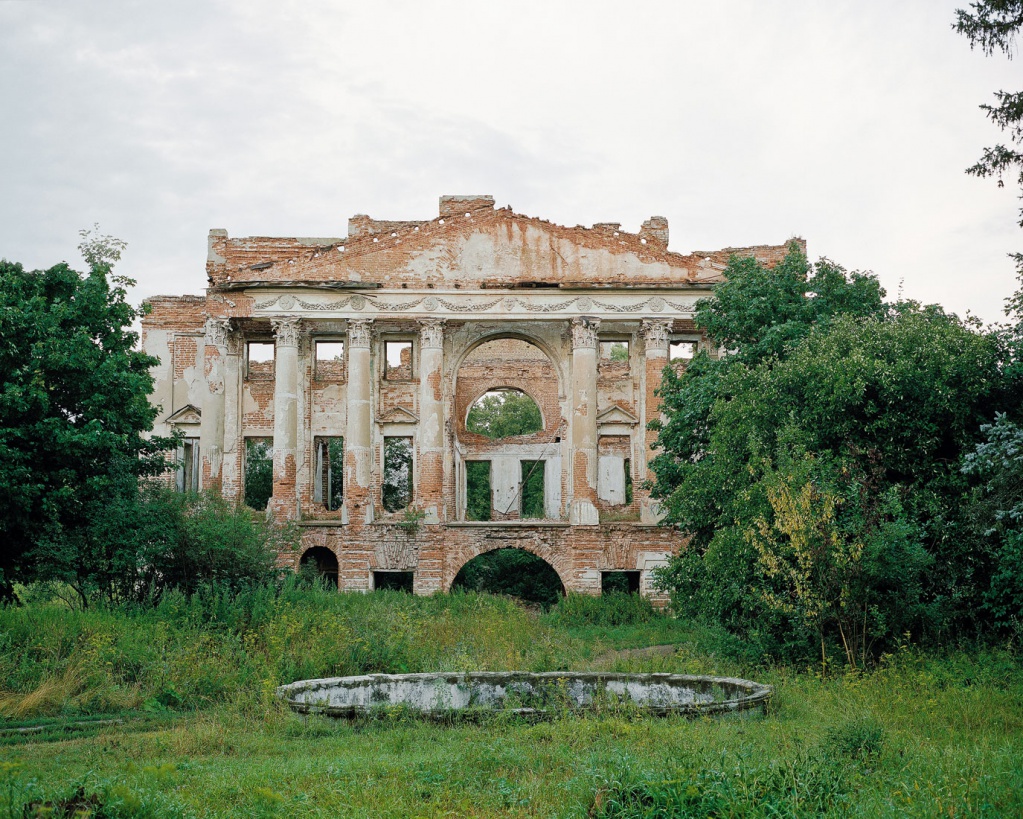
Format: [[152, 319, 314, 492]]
[[276, 670, 773, 719]]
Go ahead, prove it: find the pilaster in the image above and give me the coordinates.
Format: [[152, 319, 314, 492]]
[[199, 317, 231, 490], [641, 319, 672, 524], [418, 319, 446, 523]]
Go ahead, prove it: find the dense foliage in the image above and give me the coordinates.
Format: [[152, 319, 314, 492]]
[[650, 243, 1021, 663], [0, 232, 174, 601]]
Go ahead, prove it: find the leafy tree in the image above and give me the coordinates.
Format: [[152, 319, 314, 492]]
[[954, 2, 1023, 250], [466, 389, 543, 438], [0, 229, 174, 601], [650, 246, 1008, 660]]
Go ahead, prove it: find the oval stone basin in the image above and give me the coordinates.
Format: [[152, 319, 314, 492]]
[[276, 671, 772, 718]]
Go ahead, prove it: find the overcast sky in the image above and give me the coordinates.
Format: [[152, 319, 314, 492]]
[[1, 0, 1020, 322]]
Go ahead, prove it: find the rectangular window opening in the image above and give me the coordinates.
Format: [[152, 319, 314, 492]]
[[384, 340, 413, 380], [669, 340, 698, 361], [520, 460, 545, 519], [599, 339, 630, 362], [374, 571, 414, 593], [314, 340, 345, 380], [465, 460, 492, 521], [314, 437, 344, 510], [624, 458, 633, 505], [602, 571, 640, 595], [246, 341, 275, 379], [244, 437, 273, 510], [177, 437, 200, 493], [383, 437, 413, 512]]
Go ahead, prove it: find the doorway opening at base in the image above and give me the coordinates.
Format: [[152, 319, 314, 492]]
[[601, 570, 640, 595], [374, 571, 414, 593]]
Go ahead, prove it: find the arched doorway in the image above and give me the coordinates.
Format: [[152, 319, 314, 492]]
[[299, 546, 339, 589], [451, 548, 565, 606]]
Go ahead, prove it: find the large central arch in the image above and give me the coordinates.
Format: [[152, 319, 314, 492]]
[[443, 534, 573, 594]]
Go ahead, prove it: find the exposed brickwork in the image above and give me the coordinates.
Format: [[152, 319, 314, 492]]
[[143, 195, 798, 601]]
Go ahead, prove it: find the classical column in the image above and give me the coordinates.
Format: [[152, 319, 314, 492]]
[[569, 317, 600, 525], [641, 319, 672, 524], [221, 330, 243, 498], [199, 317, 231, 490], [345, 319, 374, 523], [418, 319, 446, 523], [268, 316, 301, 519]]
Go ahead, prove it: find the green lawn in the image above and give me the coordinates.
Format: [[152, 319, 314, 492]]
[[2, 588, 1021, 817]]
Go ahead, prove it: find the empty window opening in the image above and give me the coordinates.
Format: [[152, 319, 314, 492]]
[[625, 458, 633, 505], [602, 571, 641, 595], [314, 340, 345, 380], [384, 340, 413, 380], [599, 340, 630, 363], [244, 437, 273, 510], [452, 549, 564, 606], [383, 437, 413, 512], [669, 340, 698, 361], [177, 437, 200, 493], [520, 460, 545, 519], [465, 460, 492, 521], [374, 571, 414, 593], [246, 341, 275, 379], [300, 547, 339, 590], [314, 437, 344, 510], [466, 389, 543, 439]]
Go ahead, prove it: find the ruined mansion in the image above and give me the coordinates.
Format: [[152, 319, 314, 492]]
[[142, 196, 794, 600]]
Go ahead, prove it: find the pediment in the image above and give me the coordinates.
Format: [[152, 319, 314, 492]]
[[165, 404, 201, 426], [377, 406, 420, 424], [597, 405, 640, 427]]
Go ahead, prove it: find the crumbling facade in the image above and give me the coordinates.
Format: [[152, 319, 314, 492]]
[[142, 195, 797, 600]]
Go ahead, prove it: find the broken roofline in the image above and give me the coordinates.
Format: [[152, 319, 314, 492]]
[[204, 194, 803, 290]]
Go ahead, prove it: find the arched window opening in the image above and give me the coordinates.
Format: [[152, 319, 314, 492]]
[[299, 547, 339, 589], [452, 548, 564, 606], [466, 388, 543, 439]]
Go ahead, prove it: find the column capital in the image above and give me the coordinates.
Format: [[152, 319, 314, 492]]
[[270, 316, 302, 347], [641, 319, 672, 352], [419, 318, 446, 349], [347, 318, 373, 348], [570, 316, 600, 349], [204, 317, 233, 350]]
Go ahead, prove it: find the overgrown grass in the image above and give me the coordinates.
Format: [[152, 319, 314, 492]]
[[2, 585, 1021, 816]]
